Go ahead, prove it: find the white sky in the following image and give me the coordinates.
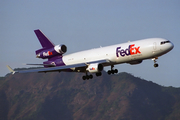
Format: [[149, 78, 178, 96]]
[[1, 0, 180, 87]]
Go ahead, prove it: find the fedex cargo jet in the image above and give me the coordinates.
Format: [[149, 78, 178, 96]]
[[7, 29, 174, 80]]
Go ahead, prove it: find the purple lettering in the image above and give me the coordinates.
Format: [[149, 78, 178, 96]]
[[116, 44, 141, 57], [125, 46, 131, 55], [120, 49, 125, 57], [116, 47, 121, 57]]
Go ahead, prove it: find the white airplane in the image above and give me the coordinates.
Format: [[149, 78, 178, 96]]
[[7, 29, 174, 80]]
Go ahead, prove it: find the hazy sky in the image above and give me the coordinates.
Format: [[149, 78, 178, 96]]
[[1, 1, 180, 87]]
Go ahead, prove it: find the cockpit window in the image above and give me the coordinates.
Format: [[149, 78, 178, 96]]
[[161, 41, 170, 45]]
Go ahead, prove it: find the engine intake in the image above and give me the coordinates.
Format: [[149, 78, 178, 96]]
[[54, 44, 67, 54]]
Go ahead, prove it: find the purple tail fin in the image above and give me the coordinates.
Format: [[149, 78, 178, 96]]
[[34, 29, 55, 54], [34, 29, 55, 48]]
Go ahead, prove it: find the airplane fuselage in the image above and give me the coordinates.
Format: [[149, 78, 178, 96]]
[[62, 38, 173, 67]]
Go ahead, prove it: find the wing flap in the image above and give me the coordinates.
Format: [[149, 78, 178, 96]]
[[17, 63, 87, 73]]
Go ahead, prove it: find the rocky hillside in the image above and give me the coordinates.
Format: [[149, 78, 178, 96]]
[[0, 71, 180, 120]]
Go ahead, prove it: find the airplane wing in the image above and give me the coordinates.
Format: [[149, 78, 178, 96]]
[[7, 59, 111, 74]]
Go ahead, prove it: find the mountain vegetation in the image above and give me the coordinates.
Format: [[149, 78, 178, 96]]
[[0, 70, 180, 120]]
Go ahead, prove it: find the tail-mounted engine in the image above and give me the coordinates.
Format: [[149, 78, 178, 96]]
[[54, 44, 67, 54], [86, 63, 104, 73], [36, 44, 67, 59]]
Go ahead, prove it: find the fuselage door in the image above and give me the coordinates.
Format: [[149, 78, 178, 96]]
[[153, 42, 157, 50]]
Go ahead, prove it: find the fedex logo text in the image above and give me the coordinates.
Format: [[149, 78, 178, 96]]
[[116, 44, 141, 57], [43, 51, 53, 57], [90, 67, 95, 70]]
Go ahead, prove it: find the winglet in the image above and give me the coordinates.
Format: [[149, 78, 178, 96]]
[[6, 65, 16, 74]]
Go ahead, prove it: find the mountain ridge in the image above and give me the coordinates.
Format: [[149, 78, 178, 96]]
[[0, 70, 180, 120]]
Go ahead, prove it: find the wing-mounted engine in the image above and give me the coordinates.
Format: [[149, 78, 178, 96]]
[[36, 44, 67, 59], [86, 63, 104, 73]]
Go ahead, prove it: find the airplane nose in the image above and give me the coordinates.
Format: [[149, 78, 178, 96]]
[[169, 41, 174, 50]]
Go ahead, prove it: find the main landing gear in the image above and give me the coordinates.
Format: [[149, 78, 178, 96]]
[[153, 57, 159, 68], [107, 65, 118, 75], [82, 65, 118, 80], [82, 74, 93, 80], [82, 72, 102, 80]]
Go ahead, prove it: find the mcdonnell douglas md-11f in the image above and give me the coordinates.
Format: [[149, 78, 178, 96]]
[[7, 29, 174, 80]]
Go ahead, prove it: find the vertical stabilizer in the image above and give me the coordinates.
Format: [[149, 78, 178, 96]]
[[34, 29, 55, 48]]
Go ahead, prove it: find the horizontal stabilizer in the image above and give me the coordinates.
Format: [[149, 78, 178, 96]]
[[26, 63, 55, 67]]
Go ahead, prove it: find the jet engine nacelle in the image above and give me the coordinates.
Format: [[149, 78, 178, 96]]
[[36, 44, 67, 59], [86, 63, 104, 73], [54, 44, 67, 54]]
